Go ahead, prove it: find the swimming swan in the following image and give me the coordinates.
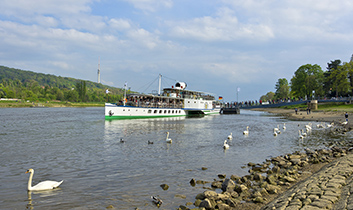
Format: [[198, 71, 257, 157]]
[[227, 133, 233, 140], [26, 168, 63, 191], [273, 128, 278, 136], [223, 140, 230, 149], [166, 132, 172, 143], [243, 126, 249, 135]]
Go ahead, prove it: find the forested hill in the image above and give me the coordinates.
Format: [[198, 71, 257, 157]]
[[0, 65, 124, 102]]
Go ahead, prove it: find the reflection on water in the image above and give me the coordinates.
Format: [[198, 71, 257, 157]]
[[0, 108, 352, 209]]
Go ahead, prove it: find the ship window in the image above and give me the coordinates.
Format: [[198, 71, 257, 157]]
[[154, 110, 157, 114], [168, 110, 171, 113], [148, 110, 152, 113], [123, 109, 125, 111], [159, 110, 162, 113], [164, 110, 167, 113], [172, 110, 174, 113]]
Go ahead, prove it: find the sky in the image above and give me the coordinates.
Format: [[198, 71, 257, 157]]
[[1, 0, 353, 102]]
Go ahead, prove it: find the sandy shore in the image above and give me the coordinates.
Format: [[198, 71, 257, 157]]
[[251, 108, 352, 129]]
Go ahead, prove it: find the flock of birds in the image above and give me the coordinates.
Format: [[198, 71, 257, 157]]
[[222, 120, 340, 150]]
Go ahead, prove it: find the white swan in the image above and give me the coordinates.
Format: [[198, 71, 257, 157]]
[[283, 123, 286, 130], [298, 130, 304, 139], [227, 133, 233, 140], [223, 140, 230, 149], [166, 132, 172, 143], [274, 125, 279, 132], [243, 126, 249, 135], [301, 129, 307, 137], [273, 128, 278, 136], [26, 169, 63, 191]]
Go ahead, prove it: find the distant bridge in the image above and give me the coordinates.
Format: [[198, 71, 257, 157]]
[[239, 98, 351, 109]]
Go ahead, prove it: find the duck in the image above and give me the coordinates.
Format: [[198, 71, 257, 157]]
[[26, 168, 63, 191], [227, 133, 233, 140], [120, 138, 125, 143], [151, 196, 163, 207], [223, 140, 230, 149], [243, 126, 249, 135], [166, 132, 172, 143], [148, 140, 154, 144]]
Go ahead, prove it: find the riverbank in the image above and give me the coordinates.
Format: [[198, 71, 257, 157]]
[[252, 107, 353, 129], [0, 101, 104, 108], [177, 108, 353, 210]]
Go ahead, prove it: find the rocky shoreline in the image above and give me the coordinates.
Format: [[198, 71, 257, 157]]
[[176, 108, 353, 210]]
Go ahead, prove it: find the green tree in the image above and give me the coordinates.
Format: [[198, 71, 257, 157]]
[[324, 60, 341, 96], [290, 64, 324, 99], [328, 63, 351, 97], [275, 78, 290, 100], [75, 80, 87, 102], [260, 91, 275, 102]]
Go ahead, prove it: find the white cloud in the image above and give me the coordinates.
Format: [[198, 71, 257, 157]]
[[124, 0, 173, 13], [169, 7, 274, 42]]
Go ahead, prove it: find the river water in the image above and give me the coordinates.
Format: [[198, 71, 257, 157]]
[[0, 107, 351, 209]]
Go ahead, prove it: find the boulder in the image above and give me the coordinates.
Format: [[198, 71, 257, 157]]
[[199, 198, 216, 209], [160, 184, 169, 190], [204, 190, 218, 199], [218, 174, 227, 179], [230, 174, 241, 181], [222, 178, 235, 192], [211, 180, 223, 188], [216, 203, 231, 210], [234, 184, 248, 194], [190, 178, 196, 186], [254, 173, 263, 181], [195, 193, 205, 200]]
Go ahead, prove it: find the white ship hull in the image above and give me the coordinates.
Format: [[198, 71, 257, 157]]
[[105, 103, 219, 120]]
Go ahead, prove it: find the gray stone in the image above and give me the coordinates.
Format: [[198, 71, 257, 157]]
[[199, 198, 215, 209], [221, 178, 235, 192]]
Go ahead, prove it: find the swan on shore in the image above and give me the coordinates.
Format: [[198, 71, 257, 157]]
[[26, 169, 63, 191], [166, 132, 172, 143], [243, 126, 249, 135]]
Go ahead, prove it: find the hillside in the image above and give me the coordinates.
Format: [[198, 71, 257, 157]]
[[0, 65, 125, 102]]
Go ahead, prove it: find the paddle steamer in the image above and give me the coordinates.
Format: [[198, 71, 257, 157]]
[[105, 75, 220, 120]]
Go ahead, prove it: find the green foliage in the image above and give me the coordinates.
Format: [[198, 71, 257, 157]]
[[260, 91, 275, 102], [0, 65, 125, 102], [290, 64, 324, 99], [275, 78, 290, 99]]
